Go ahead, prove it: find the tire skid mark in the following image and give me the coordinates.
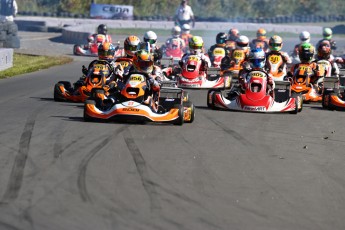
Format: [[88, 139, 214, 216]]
[[1, 112, 37, 203], [77, 135, 112, 202], [77, 125, 128, 203], [203, 113, 251, 146], [123, 129, 161, 211]]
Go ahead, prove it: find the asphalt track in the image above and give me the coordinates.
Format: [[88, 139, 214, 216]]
[[0, 32, 345, 230]]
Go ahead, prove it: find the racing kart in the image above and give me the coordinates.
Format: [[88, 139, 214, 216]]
[[176, 55, 231, 89], [322, 69, 345, 111], [290, 63, 323, 103], [84, 72, 194, 125], [54, 61, 113, 102], [207, 69, 302, 114], [162, 38, 185, 65]]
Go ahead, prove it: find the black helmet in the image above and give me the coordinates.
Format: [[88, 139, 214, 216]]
[[216, 32, 227, 45], [97, 24, 107, 35]]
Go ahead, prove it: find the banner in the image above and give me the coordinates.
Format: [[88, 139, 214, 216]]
[[90, 3, 133, 19]]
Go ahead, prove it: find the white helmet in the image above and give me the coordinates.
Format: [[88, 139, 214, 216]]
[[236, 35, 249, 50], [144, 31, 157, 45], [181, 24, 190, 34], [172, 26, 181, 38], [299, 31, 310, 43]]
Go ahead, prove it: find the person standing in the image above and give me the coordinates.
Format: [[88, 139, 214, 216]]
[[174, 0, 195, 28], [0, 0, 17, 22]]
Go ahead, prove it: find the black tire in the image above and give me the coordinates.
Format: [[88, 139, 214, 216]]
[[322, 94, 329, 109], [58, 81, 72, 91], [207, 89, 215, 108], [73, 45, 80, 55], [297, 96, 303, 112], [84, 100, 96, 122], [54, 83, 66, 102], [173, 104, 184, 126], [3, 35, 20, 48], [183, 101, 195, 123]]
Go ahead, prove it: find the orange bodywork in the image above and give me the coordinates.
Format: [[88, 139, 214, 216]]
[[291, 63, 322, 102]]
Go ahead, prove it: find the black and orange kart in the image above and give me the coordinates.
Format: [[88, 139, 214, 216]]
[[54, 61, 114, 102], [84, 72, 194, 125], [322, 72, 345, 111], [290, 63, 323, 102]]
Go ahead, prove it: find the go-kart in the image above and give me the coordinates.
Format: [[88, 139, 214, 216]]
[[207, 69, 302, 114], [177, 55, 230, 89], [73, 35, 123, 57], [54, 61, 113, 102], [84, 72, 194, 125], [290, 63, 324, 103], [162, 38, 185, 65], [322, 70, 345, 111]]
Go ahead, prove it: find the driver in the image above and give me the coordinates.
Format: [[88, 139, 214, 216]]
[[180, 36, 211, 70], [239, 48, 275, 94]]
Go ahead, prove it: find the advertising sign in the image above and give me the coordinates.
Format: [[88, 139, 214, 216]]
[[90, 3, 133, 19]]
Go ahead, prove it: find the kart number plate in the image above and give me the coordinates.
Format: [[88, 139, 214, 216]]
[[213, 48, 225, 56], [269, 55, 281, 64], [233, 51, 244, 59], [130, 74, 144, 82], [188, 56, 200, 61]]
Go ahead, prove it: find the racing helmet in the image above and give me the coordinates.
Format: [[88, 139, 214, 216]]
[[87, 35, 95, 43], [317, 40, 331, 59], [298, 42, 315, 63], [249, 48, 266, 68], [189, 36, 204, 53], [181, 24, 190, 34], [144, 31, 157, 45], [97, 24, 107, 35], [172, 26, 181, 38], [269, 35, 283, 52], [323, 27, 333, 40], [216, 32, 227, 46], [228, 28, 240, 41], [299, 31, 310, 43], [257, 28, 267, 40], [236, 35, 249, 50], [98, 42, 115, 61], [124, 35, 141, 57], [133, 49, 154, 74]]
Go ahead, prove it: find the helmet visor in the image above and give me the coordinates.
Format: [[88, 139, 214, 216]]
[[250, 58, 265, 68], [144, 38, 156, 44]]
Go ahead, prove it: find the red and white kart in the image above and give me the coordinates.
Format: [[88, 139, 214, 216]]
[[207, 69, 302, 114], [73, 34, 123, 57], [176, 54, 231, 89], [162, 38, 185, 65]]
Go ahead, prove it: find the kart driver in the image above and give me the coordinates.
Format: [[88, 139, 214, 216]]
[[179, 36, 211, 70], [208, 32, 231, 66], [250, 28, 269, 52]]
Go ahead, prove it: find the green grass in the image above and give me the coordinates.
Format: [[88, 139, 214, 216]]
[[0, 53, 73, 79]]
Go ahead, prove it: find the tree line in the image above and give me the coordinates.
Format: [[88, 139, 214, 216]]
[[16, 0, 345, 19]]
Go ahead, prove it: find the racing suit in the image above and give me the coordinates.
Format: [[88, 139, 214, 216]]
[[265, 50, 292, 80]]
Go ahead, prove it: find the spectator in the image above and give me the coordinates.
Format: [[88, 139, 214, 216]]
[[174, 0, 195, 28], [0, 0, 17, 22]]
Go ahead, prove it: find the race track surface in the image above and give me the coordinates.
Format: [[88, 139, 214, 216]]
[[0, 32, 345, 230]]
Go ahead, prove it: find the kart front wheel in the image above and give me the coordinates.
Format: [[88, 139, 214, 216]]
[[173, 104, 184, 126], [84, 100, 96, 122]]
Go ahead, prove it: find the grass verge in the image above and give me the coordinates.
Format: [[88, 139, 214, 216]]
[[0, 53, 73, 79]]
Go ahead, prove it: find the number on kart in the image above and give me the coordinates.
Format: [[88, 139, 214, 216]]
[[269, 55, 281, 64]]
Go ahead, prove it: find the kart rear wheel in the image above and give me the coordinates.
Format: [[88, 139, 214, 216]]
[[183, 91, 189, 102], [183, 101, 195, 123], [173, 104, 184, 126], [207, 89, 215, 108]]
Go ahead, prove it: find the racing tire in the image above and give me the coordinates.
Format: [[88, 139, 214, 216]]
[[183, 101, 195, 123], [207, 89, 215, 108], [172, 104, 184, 126], [54, 83, 66, 102], [58, 81, 73, 91], [73, 45, 80, 55], [84, 100, 96, 122], [297, 95, 303, 112]]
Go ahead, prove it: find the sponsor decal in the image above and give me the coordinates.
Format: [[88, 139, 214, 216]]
[[90, 3, 133, 19], [243, 106, 266, 111], [123, 108, 140, 112]]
